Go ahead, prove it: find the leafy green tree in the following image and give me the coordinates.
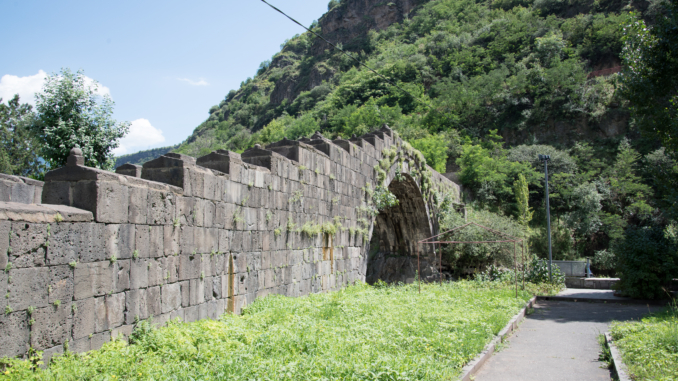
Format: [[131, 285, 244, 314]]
[[513, 173, 533, 227], [614, 224, 678, 299], [411, 134, 448, 173], [34, 68, 129, 170], [620, 3, 678, 153], [0, 95, 44, 178]]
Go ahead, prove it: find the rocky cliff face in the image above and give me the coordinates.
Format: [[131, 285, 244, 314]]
[[317, 0, 425, 51], [269, 0, 426, 106]]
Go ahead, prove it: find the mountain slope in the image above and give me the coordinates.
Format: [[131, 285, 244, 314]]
[[171, 0, 647, 165]]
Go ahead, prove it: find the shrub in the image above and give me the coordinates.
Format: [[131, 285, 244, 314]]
[[614, 225, 678, 299], [526, 258, 566, 285]]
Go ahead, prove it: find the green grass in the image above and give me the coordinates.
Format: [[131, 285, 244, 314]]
[[0, 281, 534, 380], [609, 302, 678, 381]]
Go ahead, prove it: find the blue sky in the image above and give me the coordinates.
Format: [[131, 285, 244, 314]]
[[0, 0, 329, 155]]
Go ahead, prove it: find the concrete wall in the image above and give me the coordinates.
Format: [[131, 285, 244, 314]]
[[0, 126, 460, 360]]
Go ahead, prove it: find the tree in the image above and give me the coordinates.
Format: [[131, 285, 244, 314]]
[[0, 95, 44, 178], [620, 3, 678, 153], [34, 68, 129, 170], [513, 173, 533, 227]]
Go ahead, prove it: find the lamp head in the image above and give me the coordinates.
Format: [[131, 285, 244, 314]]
[[538, 154, 550, 161]]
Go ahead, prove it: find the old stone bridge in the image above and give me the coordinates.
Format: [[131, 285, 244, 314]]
[[0, 125, 459, 360]]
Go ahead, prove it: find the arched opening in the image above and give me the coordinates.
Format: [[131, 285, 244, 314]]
[[366, 173, 438, 284]]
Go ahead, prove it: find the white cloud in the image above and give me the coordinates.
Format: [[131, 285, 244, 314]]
[[113, 118, 166, 156], [0, 70, 111, 105], [177, 77, 209, 86]]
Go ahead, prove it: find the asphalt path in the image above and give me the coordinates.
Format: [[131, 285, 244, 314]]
[[473, 291, 661, 381]]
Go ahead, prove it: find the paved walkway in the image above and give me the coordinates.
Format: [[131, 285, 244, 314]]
[[474, 289, 662, 381]]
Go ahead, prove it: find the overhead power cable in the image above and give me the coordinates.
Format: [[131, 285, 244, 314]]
[[259, 0, 434, 111]]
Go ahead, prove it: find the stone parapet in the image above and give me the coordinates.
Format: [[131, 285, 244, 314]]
[[0, 125, 461, 362], [0, 174, 43, 204]]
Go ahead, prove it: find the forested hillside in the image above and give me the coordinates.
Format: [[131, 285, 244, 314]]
[[164, 0, 676, 295], [176, 0, 659, 160]]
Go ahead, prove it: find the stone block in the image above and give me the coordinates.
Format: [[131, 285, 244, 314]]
[[111, 324, 134, 341], [125, 289, 148, 324], [180, 226, 194, 255], [130, 258, 149, 289], [147, 286, 161, 317], [161, 283, 181, 314], [0, 220, 9, 271], [162, 255, 178, 283], [127, 186, 148, 224], [218, 230, 231, 253], [0, 310, 29, 358], [148, 190, 174, 225], [164, 225, 180, 256], [31, 304, 72, 350], [170, 307, 184, 322], [115, 259, 131, 292], [189, 278, 205, 306], [71, 337, 90, 353], [179, 254, 200, 281], [9, 221, 47, 268], [204, 276, 214, 301], [8, 267, 49, 310], [198, 303, 209, 320], [90, 331, 110, 351], [116, 163, 142, 178], [149, 225, 164, 258], [72, 297, 96, 339], [184, 305, 199, 323], [41, 345, 64, 367], [106, 292, 125, 330], [74, 181, 129, 224], [179, 280, 190, 307], [211, 275, 222, 299], [105, 224, 135, 260], [148, 258, 164, 286], [74, 261, 115, 300], [49, 265, 73, 304], [41, 181, 71, 206], [134, 225, 150, 259]]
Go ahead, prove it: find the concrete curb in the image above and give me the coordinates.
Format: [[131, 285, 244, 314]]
[[536, 295, 672, 306], [604, 332, 632, 381], [458, 296, 537, 381]]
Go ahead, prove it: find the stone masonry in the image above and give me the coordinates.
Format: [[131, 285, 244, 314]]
[[0, 125, 459, 360]]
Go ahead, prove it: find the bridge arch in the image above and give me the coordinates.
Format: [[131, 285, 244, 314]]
[[365, 161, 441, 284]]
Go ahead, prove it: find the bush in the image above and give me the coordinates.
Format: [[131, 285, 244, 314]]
[[614, 225, 678, 299], [526, 258, 566, 285]]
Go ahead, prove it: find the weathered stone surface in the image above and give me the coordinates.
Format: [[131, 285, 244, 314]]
[[0, 220, 9, 271], [116, 164, 142, 178], [49, 265, 74, 304], [31, 304, 72, 350], [105, 224, 135, 260], [161, 283, 181, 313], [125, 289, 147, 324], [0, 310, 29, 358], [189, 278, 205, 306], [147, 286, 161, 317], [128, 187, 148, 224], [9, 267, 49, 310], [74, 261, 115, 300]]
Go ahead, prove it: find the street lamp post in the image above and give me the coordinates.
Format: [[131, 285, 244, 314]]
[[539, 154, 553, 282]]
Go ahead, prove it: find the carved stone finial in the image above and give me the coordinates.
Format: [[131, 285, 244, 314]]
[[254, 144, 262, 149], [66, 147, 85, 167]]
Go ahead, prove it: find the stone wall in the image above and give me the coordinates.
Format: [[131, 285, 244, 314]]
[[0, 174, 43, 205], [0, 125, 460, 360]]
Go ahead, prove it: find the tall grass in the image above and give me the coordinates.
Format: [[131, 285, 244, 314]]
[[1, 281, 533, 380], [610, 301, 678, 381]]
